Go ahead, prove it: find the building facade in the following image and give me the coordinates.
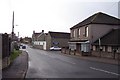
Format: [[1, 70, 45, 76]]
[[46, 31, 70, 50], [32, 30, 47, 50], [69, 12, 120, 55]]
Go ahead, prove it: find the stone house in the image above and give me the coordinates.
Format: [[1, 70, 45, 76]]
[[46, 31, 70, 50], [32, 30, 47, 50], [23, 37, 32, 44], [69, 12, 120, 55]]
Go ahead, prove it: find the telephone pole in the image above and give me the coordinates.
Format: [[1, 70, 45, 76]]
[[12, 11, 14, 40]]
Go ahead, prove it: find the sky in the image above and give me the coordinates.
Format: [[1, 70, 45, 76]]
[[0, 0, 119, 38]]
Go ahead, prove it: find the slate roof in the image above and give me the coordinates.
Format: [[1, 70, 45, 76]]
[[33, 33, 41, 38], [49, 31, 70, 39], [93, 29, 120, 46], [32, 32, 42, 41], [70, 12, 120, 29]]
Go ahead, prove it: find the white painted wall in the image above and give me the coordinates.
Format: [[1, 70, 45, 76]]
[[33, 41, 46, 50]]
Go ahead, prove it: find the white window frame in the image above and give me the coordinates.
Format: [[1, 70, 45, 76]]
[[85, 26, 88, 37], [73, 30, 76, 38], [79, 29, 81, 36]]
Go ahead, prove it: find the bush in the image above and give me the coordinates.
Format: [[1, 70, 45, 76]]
[[10, 50, 22, 62]]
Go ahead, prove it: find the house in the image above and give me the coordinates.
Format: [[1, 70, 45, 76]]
[[9, 32, 18, 41], [32, 30, 47, 50], [69, 12, 120, 55], [92, 29, 120, 58], [22, 37, 32, 44], [46, 31, 70, 50]]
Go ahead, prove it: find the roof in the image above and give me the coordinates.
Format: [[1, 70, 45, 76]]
[[49, 31, 70, 39], [32, 32, 41, 38], [70, 12, 120, 29], [93, 29, 120, 46]]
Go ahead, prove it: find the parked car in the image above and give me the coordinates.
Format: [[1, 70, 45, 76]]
[[50, 46, 61, 51], [22, 45, 26, 49]]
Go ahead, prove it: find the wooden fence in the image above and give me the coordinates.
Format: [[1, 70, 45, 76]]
[[2, 33, 11, 58], [0, 33, 11, 69]]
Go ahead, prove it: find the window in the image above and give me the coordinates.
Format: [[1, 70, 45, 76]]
[[108, 46, 112, 52], [73, 30, 76, 38], [93, 46, 96, 51], [77, 29, 81, 37], [85, 26, 88, 37]]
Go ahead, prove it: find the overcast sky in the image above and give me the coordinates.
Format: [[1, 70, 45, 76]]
[[0, 0, 119, 37]]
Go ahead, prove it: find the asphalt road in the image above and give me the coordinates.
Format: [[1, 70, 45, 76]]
[[25, 45, 119, 78]]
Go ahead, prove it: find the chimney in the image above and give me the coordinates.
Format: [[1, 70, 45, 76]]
[[33, 30, 35, 34], [42, 30, 44, 33]]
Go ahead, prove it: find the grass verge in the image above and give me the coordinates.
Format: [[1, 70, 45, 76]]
[[10, 49, 22, 62]]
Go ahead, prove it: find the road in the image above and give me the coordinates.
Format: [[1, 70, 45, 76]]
[[25, 45, 119, 78]]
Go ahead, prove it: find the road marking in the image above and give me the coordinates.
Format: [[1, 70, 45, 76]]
[[90, 67, 119, 76]]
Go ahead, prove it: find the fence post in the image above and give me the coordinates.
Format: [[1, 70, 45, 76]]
[[69, 49, 71, 55], [113, 49, 116, 59]]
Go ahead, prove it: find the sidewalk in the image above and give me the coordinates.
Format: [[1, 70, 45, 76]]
[[62, 53, 119, 65], [2, 51, 28, 79]]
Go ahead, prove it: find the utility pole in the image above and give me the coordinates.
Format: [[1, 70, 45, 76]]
[[12, 11, 14, 40]]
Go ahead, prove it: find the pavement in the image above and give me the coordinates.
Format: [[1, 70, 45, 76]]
[[2, 51, 28, 79], [1, 47, 119, 79], [63, 53, 119, 65]]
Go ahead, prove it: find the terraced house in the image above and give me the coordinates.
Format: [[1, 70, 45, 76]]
[[32, 30, 70, 50], [46, 31, 70, 50], [32, 30, 47, 50], [69, 12, 120, 56]]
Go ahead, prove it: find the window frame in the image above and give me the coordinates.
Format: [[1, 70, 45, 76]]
[[85, 26, 88, 37]]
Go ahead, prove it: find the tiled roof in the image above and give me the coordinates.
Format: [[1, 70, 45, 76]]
[[33, 33, 41, 37], [93, 29, 120, 46], [70, 12, 120, 29], [49, 31, 70, 39]]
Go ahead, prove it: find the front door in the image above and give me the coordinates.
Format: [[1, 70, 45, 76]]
[[76, 44, 81, 53]]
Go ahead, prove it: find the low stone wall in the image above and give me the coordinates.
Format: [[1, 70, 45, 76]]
[[61, 48, 120, 60], [92, 51, 120, 59], [61, 48, 81, 55]]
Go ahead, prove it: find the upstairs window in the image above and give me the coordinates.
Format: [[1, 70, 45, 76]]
[[73, 30, 76, 38], [77, 29, 81, 37], [85, 26, 88, 37]]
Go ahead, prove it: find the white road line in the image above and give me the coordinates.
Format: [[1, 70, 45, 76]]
[[90, 67, 119, 76]]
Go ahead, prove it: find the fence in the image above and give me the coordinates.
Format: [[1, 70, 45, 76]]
[[2, 33, 11, 58], [0, 33, 11, 69]]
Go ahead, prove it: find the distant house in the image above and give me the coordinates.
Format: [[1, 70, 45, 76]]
[[69, 12, 120, 55], [23, 37, 32, 44], [9, 33, 18, 41], [46, 31, 70, 50], [32, 30, 47, 50]]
